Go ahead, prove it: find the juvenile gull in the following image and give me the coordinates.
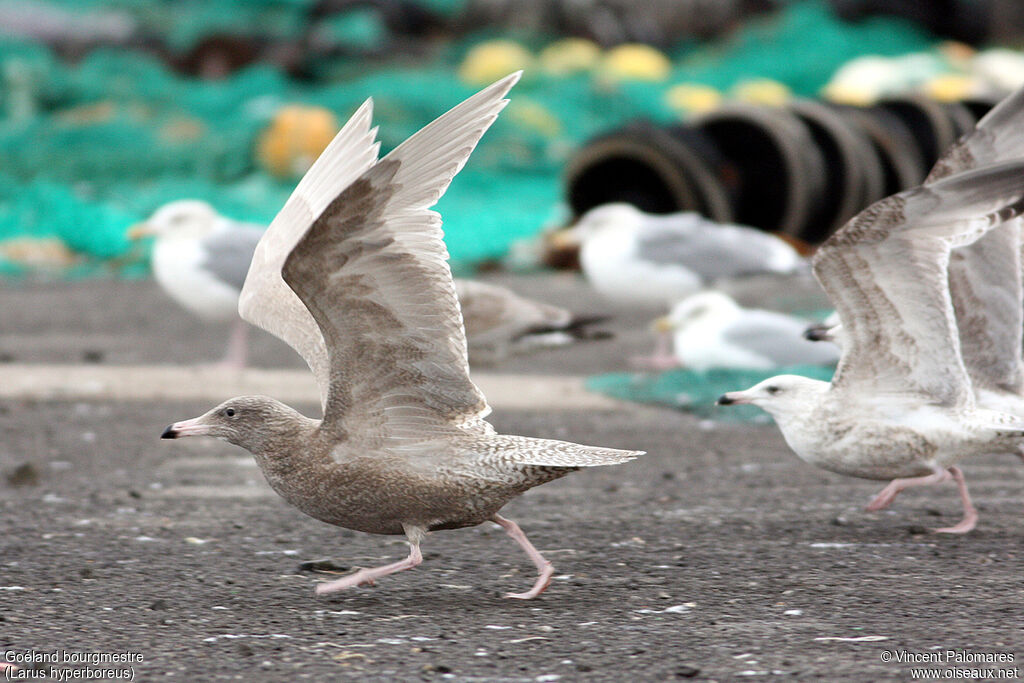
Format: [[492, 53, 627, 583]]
[[160, 72, 642, 599], [806, 85, 1024, 460], [718, 160, 1024, 533], [128, 200, 264, 368], [553, 204, 805, 307], [454, 278, 611, 364], [642, 291, 839, 371]]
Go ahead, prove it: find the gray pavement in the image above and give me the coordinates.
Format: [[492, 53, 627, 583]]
[[0, 275, 1021, 681]]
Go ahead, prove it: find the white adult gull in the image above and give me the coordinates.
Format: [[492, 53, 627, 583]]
[[642, 291, 840, 371], [717, 160, 1024, 533], [128, 200, 264, 368], [159, 72, 642, 599], [553, 204, 805, 307]]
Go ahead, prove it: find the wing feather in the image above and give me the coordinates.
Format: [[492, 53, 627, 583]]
[[281, 73, 521, 445], [239, 99, 381, 408], [924, 87, 1024, 393], [813, 161, 1024, 405]]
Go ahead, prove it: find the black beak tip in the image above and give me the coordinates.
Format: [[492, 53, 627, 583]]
[[716, 395, 734, 406], [803, 325, 826, 342], [161, 425, 178, 439]]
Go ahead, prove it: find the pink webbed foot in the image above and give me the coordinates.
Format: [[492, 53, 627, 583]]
[[932, 466, 977, 534], [492, 514, 555, 600], [315, 527, 424, 595]]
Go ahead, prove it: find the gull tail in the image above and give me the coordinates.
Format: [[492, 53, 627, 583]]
[[507, 436, 643, 468]]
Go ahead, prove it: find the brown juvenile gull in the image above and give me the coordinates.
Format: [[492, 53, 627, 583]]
[[717, 159, 1024, 533], [160, 72, 642, 599], [454, 278, 611, 364], [127, 200, 264, 368]]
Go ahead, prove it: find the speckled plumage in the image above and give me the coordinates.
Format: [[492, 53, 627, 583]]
[[719, 151, 1024, 533], [162, 72, 641, 599]]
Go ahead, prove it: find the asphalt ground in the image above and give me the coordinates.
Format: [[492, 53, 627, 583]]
[[0, 274, 1021, 682]]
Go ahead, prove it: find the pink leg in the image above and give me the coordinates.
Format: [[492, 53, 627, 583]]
[[315, 527, 424, 595], [629, 331, 680, 371], [866, 468, 951, 512], [217, 319, 249, 369], [492, 514, 554, 600], [933, 466, 978, 534]]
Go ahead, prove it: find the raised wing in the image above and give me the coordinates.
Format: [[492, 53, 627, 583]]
[[239, 99, 381, 409], [813, 161, 1024, 406], [925, 86, 1024, 394], [281, 73, 520, 444], [925, 86, 1024, 184]]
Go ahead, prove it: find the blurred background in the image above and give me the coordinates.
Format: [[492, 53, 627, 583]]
[[1, 0, 1024, 278]]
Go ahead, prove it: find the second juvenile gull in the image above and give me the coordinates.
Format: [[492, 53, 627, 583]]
[[160, 72, 642, 599], [717, 159, 1024, 533]]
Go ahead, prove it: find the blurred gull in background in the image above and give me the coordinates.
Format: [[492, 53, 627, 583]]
[[641, 290, 839, 371], [130, 200, 608, 368], [454, 278, 611, 364], [553, 203, 805, 307], [128, 200, 264, 368]]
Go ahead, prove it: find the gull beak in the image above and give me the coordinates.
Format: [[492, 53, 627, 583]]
[[546, 228, 580, 251], [716, 391, 752, 406], [803, 323, 831, 342], [651, 316, 674, 334], [126, 223, 152, 241], [161, 416, 210, 439]]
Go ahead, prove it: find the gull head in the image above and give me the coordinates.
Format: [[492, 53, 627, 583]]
[[127, 200, 219, 241], [161, 395, 315, 455], [655, 291, 739, 333], [717, 375, 827, 416], [552, 203, 643, 249]]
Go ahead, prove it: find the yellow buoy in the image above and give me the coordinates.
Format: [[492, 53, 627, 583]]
[[600, 43, 672, 82], [924, 73, 975, 102], [459, 40, 534, 86], [256, 105, 339, 179], [732, 79, 792, 106], [539, 38, 601, 76], [665, 83, 723, 115]]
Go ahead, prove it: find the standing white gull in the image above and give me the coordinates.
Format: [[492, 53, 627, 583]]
[[128, 200, 263, 368], [717, 160, 1024, 533], [643, 291, 840, 371], [552, 204, 805, 307], [160, 73, 642, 599]]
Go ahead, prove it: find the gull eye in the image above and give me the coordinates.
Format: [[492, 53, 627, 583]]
[[225, 408, 236, 417], [766, 386, 781, 395]]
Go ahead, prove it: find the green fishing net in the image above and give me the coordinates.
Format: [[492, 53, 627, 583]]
[[0, 1, 935, 275]]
